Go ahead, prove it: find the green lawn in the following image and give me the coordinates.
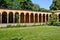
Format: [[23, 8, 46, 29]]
[[0, 26, 60, 40]]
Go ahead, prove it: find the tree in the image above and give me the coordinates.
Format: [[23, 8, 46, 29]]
[[49, 11, 57, 25], [50, 0, 60, 10], [20, 0, 33, 10], [32, 4, 40, 11], [40, 8, 49, 12], [5, 0, 34, 10], [0, 0, 7, 8], [0, 0, 41, 11]]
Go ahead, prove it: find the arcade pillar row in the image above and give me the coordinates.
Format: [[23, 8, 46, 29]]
[[0, 12, 60, 23]]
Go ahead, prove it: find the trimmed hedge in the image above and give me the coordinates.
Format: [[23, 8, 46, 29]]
[[53, 22, 60, 26], [6, 24, 27, 28]]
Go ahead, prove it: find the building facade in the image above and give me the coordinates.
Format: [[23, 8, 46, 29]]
[[0, 9, 60, 26]]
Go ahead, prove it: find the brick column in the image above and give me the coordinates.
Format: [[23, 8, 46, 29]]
[[45, 14, 46, 23], [7, 12, 9, 23], [19, 13, 20, 23], [29, 13, 30, 23], [1, 13, 2, 23], [41, 14, 43, 23], [33, 13, 35, 23], [13, 12, 15, 23], [48, 14, 51, 22], [24, 13, 26, 23], [38, 14, 39, 23], [48, 14, 50, 22], [57, 14, 59, 22], [0, 13, 2, 23]]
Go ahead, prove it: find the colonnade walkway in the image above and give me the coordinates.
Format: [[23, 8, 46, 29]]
[[0, 9, 60, 27]]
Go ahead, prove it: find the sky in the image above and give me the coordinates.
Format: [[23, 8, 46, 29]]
[[31, 0, 53, 10]]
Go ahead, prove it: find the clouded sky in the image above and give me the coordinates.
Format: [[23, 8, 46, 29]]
[[31, 0, 53, 10]]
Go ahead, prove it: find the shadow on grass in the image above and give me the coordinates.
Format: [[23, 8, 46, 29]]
[[11, 37, 23, 40]]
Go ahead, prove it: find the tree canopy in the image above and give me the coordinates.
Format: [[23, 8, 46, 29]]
[[0, 0, 7, 8], [0, 0, 41, 11], [50, 0, 60, 10], [0, 0, 49, 12], [5, 0, 33, 9]]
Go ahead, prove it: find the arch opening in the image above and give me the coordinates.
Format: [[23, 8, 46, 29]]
[[25, 13, 29, 23], [46, 14, 48, 22], [2, 12, 7, 23], [30, 13, 34, 23], [59, 14, 60, 22], [9, 12, 13, 23], [39, 14, 41, 23], [15, 12, 19, 23], [43, 14, 45, 22], [20, 13, 24, 23], [35, 14, 38, 23]]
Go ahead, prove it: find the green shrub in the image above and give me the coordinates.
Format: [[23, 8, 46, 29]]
[[15, 24, 21, 27], [53, 22, 60, 26], [7, 25, 12, 28], [6, 24, 27, 28], [22, 25, 27, 27], [48, 11, 57, 26]]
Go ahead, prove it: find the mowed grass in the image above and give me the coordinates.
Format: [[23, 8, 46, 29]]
[[0, 26, 60, 40]]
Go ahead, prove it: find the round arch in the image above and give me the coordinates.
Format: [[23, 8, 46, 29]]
[[39, 14, 41, 23], [15, 12, 19, 23], [9, 12, 13, 23], [2, 11, 7, 23], [43, 14, 45, 22], [59, 14, 60, 22], [30, 13, 34, 23], [46, 14, 48, 22], [35, 13, 38, 23], [20, 12, 24, 23], [25, 13, 29, 23]]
